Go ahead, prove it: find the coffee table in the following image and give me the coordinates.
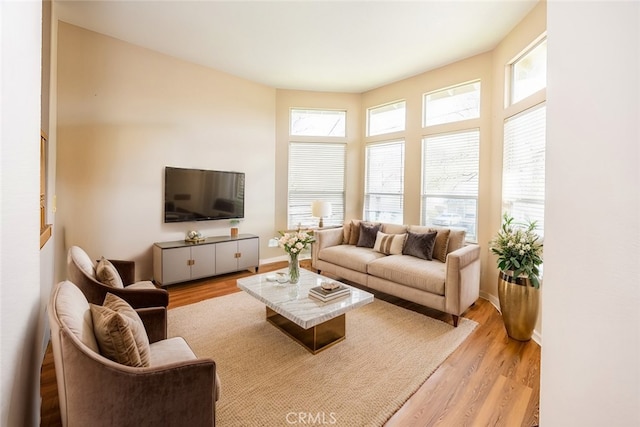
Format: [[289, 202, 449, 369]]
[[237, 268, 374, 354]]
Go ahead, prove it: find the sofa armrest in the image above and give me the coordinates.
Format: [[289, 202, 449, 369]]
[[136, 307, 167, 343], [444, 244, 481, 316], [311, 227, 344, 269]]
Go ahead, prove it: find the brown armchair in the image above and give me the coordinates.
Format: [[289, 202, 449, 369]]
[[67, 245, 169, 309], [49, 280, 218, 427]]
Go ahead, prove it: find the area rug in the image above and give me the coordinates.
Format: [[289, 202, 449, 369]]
[[168, 291, 477, 427]]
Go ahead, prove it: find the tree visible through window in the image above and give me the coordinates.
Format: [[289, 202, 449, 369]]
[[364, 140, 404, 224]]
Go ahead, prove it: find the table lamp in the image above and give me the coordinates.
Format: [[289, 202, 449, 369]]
[[311, 200, 332, 228]]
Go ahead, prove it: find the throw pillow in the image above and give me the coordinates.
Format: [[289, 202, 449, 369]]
[[373, 231, 407, 255], [96, 257, 125, 288], [348, 220, 362, 245], [90, 293, 150, 367], [429, 228, 451, 263], [356, 222, 381, 248], [342, 221, 352, 244], [402, 231, 437, 260]]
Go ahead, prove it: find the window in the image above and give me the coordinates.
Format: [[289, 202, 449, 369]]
[[364, 140, 404, 224], [424, 81, 481, 127], [422, 130, 479, 242], [367, 101, 406, 136], [502, 103, 546, 232], [511, 38, 547, 105], [288, 142, 345, 229], [290, 109, 346, 137]]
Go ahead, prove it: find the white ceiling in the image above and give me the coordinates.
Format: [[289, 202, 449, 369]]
[[56, 0, 539, 93]]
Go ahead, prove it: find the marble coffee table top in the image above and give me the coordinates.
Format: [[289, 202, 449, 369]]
[[237, 268, 374, 329]]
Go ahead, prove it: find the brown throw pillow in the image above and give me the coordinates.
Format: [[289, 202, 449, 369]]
[[373, 232, 407, 255], [90, 293, 150, 367], [403, 231, 437, 260], [348, 220, 362, 245], [357, 222, 381, 248], [96, 257, 124, 288], [429, 228, 451, 263]]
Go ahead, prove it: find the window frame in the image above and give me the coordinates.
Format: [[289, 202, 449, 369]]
[[366, 100, 406, 137], [423, 80, 481, 128]]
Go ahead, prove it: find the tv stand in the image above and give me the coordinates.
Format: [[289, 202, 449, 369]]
[[152, 234, 259, 286]]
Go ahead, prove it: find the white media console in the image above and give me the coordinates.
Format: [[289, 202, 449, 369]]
[[152, 234, 259, 286]]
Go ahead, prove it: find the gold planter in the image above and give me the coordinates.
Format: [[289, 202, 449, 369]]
[[497, 271, 540, 341]]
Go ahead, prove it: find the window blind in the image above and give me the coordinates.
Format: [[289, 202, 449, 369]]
[[502, 103, 546, 231], [364, 140, 404, 224], [422, 129, 479, 241], [288, 142, 345, 228]]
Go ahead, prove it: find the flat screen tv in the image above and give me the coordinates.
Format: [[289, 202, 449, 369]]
[[164, 166, 245, 223]]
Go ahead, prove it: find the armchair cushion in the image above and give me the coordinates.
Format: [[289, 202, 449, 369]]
[[96, 257, 125, 288], [90, 293, 151, 367]]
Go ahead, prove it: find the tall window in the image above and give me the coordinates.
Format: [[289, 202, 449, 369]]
[[424, 81, 481, 127], [503, 35, 547, 234], [364, 140, 404, 224], [502, 104, 546, 231], [422, 130, 479, 241], [367, 101, 406, 136], [288, 109, 347, 228]]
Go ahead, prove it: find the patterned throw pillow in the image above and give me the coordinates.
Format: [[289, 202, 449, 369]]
[[402, 231, 437, 260], [356, 222, 381, 248], [90, 293, 150, 367], [373, 232, 407, 255], [96, 257, 125, 288]]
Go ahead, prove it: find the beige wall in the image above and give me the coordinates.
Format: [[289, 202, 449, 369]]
[[56, 23, 277, 280]]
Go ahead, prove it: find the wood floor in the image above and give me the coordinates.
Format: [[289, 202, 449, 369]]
[[40, 261, 540, 426]]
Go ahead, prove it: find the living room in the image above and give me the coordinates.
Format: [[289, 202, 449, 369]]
[[2, 1, 639, 426]]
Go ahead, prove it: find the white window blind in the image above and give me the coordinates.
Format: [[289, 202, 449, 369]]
[[422, 130, 479, 241], [288, 142, 345, 229], [364, 140, 404, 224], [502, 103, 546, 231]]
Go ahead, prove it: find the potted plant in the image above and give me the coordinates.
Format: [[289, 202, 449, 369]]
[[489, 213, 543, 341], [230, 219, 240, 237]]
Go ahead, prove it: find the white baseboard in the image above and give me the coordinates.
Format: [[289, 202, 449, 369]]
[[478, 292, 541, 346]]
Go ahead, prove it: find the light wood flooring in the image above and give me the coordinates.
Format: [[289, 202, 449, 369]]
[[40, 261, 540, 426]]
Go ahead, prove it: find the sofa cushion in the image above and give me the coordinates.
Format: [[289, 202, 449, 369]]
[[357, 222, 381, 248], [90, 293, 151, 367], [381, 223, 408, 235], [318, 245, 386, 274], [373, 231, 406, 255], [96, 257, 125, 288], [403, 231, 437, 260], [368, 255, 446, 296]]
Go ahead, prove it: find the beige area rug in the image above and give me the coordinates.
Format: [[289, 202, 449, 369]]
[[168, 291, 477, 427]]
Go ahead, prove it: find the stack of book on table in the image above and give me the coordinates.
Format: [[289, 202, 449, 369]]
[[308, 284, 351, 302]]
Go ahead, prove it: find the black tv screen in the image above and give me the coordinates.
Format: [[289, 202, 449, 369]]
[[164, 166, 245, 223]]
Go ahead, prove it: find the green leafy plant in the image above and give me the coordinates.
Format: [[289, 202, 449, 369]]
[[489, 213, 543, 288]]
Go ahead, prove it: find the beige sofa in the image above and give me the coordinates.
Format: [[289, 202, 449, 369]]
[[311, 221, 481, 326]]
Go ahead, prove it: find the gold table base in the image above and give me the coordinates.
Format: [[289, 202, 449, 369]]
[[266, 307, 346, 354]]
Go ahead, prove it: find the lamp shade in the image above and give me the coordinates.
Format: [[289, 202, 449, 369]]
[[311, 200, 332, 218]]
